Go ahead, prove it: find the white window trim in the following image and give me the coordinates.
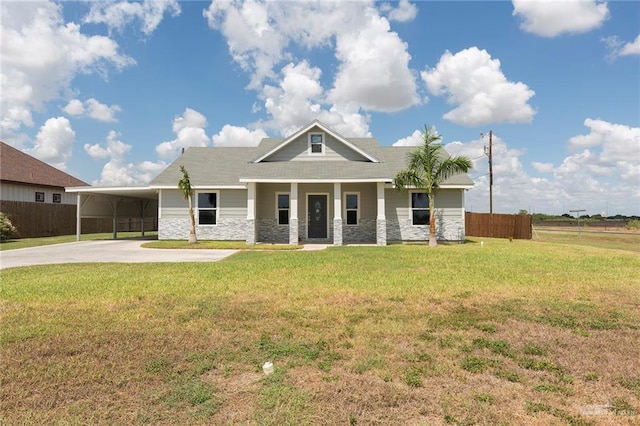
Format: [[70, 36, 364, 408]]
[[196, 190, 219, 226], [344, 192, 360, 226], [276, 192, 290, 226], [308, 132, 325, 155], [409, 190, 429, 226]]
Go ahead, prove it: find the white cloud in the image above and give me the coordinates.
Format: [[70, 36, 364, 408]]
[[85, 130, 166, 185], [422, 47, 536, 126], [0, 1, 133, 137], [212, 125, 268, 147], [172, 108, 208, 133], [204, 0, 417, 133], [569, 118, 640, 165], [83, 0, 181, 35], [392, 129, 423, 146], [156, 108, 210, 159], [62, 99, 85, 116], [620, 34, 640, 56], [27, 117, 76, 168], [532, 162, 554, 173], [602, 34, 640, 61], [382, 0, 418, 23], [512, 0, 609, 37], [63, 98, 121, 122], [329, 12, 419, 112], [260, 61, 371, 137]]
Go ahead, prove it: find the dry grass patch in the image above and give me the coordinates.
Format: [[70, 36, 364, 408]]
[[1, 239, 639, 424]]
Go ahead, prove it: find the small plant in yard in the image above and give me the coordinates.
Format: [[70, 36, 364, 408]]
[[404, 368, 423, 387], [461, 356, 502, 373], [0, 212, 17, 242], [611, 397, 637, 415], [584, 372, 599, 381], [474, 393, 494, 404]]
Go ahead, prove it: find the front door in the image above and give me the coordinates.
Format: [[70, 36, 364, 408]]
[[307, 195, 327, 239]]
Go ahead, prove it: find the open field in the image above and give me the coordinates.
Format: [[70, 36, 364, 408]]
[[1, 238, 639, 425], [533, 229, 640, 253]]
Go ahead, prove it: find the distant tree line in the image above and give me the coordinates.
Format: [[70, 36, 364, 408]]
[[525, 212, 640, 222]]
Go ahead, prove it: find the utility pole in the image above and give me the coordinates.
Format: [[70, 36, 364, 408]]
[[483, 131, 494, 214], [488, 130, 493, 215], [483, 130, 494, 235]]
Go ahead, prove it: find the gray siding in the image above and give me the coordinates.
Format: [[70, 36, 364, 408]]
[[219, 189, 247, 219], [265, 132, 368, 162], [2, 182, 76, 204], [385, 188, 465, 242], [159, 189, 187, 219]]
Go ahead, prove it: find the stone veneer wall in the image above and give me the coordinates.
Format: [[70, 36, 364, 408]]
[[161, 216, 464, 243], [159, 218, 246, 240], [342, 218, 376, 243], [257, 219, 290, 243], [386, 217, 465, 242]]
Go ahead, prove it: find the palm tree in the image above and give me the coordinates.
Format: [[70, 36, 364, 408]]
[[178, 165, 197, 244], [394, 125, 472, 247]]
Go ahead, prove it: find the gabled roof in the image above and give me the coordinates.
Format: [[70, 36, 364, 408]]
[[149, 137, 474, 188], [251, 120, 380, 163], [0, 141, 88, 188]]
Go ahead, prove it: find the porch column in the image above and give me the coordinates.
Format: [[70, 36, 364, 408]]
[[246, 182, 256, 244], [333, 182, 343, 246], [289, 183, 299, 245], [376, 182, 387, 246]]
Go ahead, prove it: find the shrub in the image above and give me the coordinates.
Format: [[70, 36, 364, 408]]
[[626, 219, 640, 230], [0, 212, 17, 242]]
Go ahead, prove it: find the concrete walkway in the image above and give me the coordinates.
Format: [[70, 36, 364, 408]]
[[0, 240, 239, 270]]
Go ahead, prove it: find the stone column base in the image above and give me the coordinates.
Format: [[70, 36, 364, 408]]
[[333, 218, 343, 246], [246, 218, 256, 245], [376, 218, 387, 246], [289, 218, 299, 245]]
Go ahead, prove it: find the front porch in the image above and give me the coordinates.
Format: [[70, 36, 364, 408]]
[[244, 181, 388, 246]]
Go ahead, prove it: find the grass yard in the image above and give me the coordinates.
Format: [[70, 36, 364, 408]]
[[0, 232, 158, 251], [1, 238, 639, 425]]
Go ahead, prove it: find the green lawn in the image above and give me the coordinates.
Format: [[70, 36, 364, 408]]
[[0, 231, 158, 251], [1, 238, 639, 425]]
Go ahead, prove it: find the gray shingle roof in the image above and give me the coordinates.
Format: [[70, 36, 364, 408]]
[[150, 137, 474, 187]]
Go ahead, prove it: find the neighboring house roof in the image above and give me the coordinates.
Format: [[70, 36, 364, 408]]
[[0, 141, 88, 188], [150, 121, 474, 188]]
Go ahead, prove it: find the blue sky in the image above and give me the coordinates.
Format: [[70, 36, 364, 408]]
[[2, 0, 639, 215]]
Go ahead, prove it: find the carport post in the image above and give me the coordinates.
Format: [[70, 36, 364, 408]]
[[76, 193, 82, 241]]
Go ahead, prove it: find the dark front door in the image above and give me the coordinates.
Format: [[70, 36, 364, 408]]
[[307, 195, 327, 239]]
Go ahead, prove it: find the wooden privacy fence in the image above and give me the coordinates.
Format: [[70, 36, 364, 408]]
[[465, 212, 532, 240], [1, 201, 157, 239]]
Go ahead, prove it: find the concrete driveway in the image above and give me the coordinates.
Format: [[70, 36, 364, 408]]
[[0, 240, 238, 270]]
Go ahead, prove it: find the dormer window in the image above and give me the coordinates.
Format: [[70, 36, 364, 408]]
[[309, 132, 324, 154]]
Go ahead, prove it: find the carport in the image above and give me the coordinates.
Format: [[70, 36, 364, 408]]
[[65, 186, 159, 241]]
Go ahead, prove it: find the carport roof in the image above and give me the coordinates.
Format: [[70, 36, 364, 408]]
[[65, 186, 159, 200]]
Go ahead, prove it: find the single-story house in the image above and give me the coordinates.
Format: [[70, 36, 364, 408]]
[[148, 120, 474, 245], [0, 141, 89, 237]]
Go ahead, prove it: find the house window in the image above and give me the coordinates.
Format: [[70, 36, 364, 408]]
[[411, 192, 429, 225], [277, 193, 290, 225], [309, 133, 324, 154], [197, 192, 217, 225], [53, 193, 62, 203], [35, 192, 45, 202], [344, 193, 359, 225]]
